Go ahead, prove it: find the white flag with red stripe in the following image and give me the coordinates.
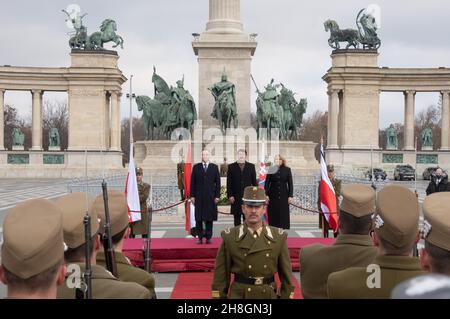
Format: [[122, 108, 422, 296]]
[[319, 144, 339, 233], [125, 143, 141, 222]]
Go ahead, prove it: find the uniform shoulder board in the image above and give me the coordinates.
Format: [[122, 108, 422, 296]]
[[224, 227, 231, 234], [278, 228, 286, 235]]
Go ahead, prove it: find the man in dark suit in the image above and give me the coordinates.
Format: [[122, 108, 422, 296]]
[[190, 150, 221, 244], [227, 149, 257, 226]]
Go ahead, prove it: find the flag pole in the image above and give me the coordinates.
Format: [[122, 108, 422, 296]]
[[129, 74, 134, 144]]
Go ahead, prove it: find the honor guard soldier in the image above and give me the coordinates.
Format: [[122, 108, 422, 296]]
[[93, 190, 156, 298], [420, 192, 450, 275], [131, 167, 151, 238], [328, 185, 425, 299], [392, 192, 450, 299], [0, 199, 66, 299], [300, 184, 377, 298], [211, 186, 295, 299], [55, 193, 151, 299]]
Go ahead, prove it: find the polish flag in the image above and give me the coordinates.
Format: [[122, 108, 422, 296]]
[[125, 143, 141, 222], [319, 144, 338, 233]]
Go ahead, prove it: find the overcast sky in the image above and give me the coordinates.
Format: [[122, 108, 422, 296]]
[[1, 0, 449, 128]]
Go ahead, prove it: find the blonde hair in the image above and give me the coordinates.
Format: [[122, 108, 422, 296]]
[[275, 154, 287, 167]]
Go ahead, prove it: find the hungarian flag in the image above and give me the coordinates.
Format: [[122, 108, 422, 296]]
[[183, 142, 195, 234], [258, 142, 269, 225], [125, 143, 141, 222], [319, 144, 338, 233]]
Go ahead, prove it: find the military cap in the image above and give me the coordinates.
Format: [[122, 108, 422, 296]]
[[55, 193, 99, 249], [422, 192, 450, 251], [340, 184, 375, 217], [242, 186, 266, 206], [136, 167, 143, 176], [374, 185, 419, 248], [391, 274, 450, 299], [327, 164, 334, 172], [1, 199, 64, 279], [92, 190, 129, 236]]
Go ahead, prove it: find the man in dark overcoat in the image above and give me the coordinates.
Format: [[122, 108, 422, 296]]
[[190, 150, 221, 244], [227, 149, 257, 226]]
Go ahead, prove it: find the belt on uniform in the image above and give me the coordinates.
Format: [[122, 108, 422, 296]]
[[233, 273, 275, 286]]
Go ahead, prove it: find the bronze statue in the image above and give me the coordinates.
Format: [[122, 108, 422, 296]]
[[208, 70, 238, 134], [136, 67, 197, 140]]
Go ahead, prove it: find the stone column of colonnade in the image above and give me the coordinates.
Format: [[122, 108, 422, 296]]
[[440, 91, 450, 151], [403, 90, 416, 151], [109, 91, 121, 151], [31, 89, 43, 151], [327, 89, 340, 149], [0, 89, 4, 150]]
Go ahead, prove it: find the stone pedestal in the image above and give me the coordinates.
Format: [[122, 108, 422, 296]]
[[12, 146, 24, 151], [68, 50, 124, 152], [134, 139, 319, 175], [421, 146, 433, 151], [327, 50, 380, 150], [192, 0, 257, 129], [48, 146, 61, 151]]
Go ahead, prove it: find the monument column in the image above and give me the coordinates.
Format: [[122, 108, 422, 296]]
[[404, 90, 416, 151], [31, 89, 43, 151], [0, 89, 5, 150], [441, 91, 450, 151], [193, 0, 257, 129], [110, 91, 120, 151], [327, 90, 339, 149], [105, 91, 111, 149], [207, 0, 243, 33]]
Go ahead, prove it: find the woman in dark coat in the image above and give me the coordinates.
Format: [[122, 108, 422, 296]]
[[265, 154, 293, 229]]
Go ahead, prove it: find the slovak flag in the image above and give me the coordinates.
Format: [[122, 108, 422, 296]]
[[258, 142, 269, 225], [125, 143, 141, 223], [319, 144, 339, 233]]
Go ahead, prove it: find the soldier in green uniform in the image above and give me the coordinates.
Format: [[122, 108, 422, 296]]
[[177, 158, 185, 200], [391, 192, 450, 298], [0, 199, 66, 299], [55, 193, 151, 299], [211, 186, 295, 299], [300, 184, 377, 299], [130, 167, 151, 238], [93, 190, 157, 298], [420, 192, 450, 275], [317, 164, 341, 238], [327, 185, 425, 299]]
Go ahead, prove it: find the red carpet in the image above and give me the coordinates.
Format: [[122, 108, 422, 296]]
[[170, 272, 303, 299], [123, 237, 335, 273]]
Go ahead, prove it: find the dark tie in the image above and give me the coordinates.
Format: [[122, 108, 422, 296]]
[[203, 163, 207, 172]]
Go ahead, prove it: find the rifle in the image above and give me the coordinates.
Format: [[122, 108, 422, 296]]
[[413, 137, 419, 258], [144, 204, 153, 273], [83, 212, 92, 299], [101, 181, 118, 277]]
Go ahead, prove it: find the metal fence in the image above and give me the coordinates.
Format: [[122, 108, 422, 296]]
[[67, 173, 426, 217], [67, 174, 181, 216]]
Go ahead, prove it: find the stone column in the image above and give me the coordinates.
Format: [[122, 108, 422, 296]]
[[441, 91, 450, 151], [110, 91, 120, 151], [404, 91, 416, 151], [207, 0, 243, 33], [31, 89, 43, 151], [327, 90, 339, 149], [105, 92, 111, 149], [0, 89, 5, 150]]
